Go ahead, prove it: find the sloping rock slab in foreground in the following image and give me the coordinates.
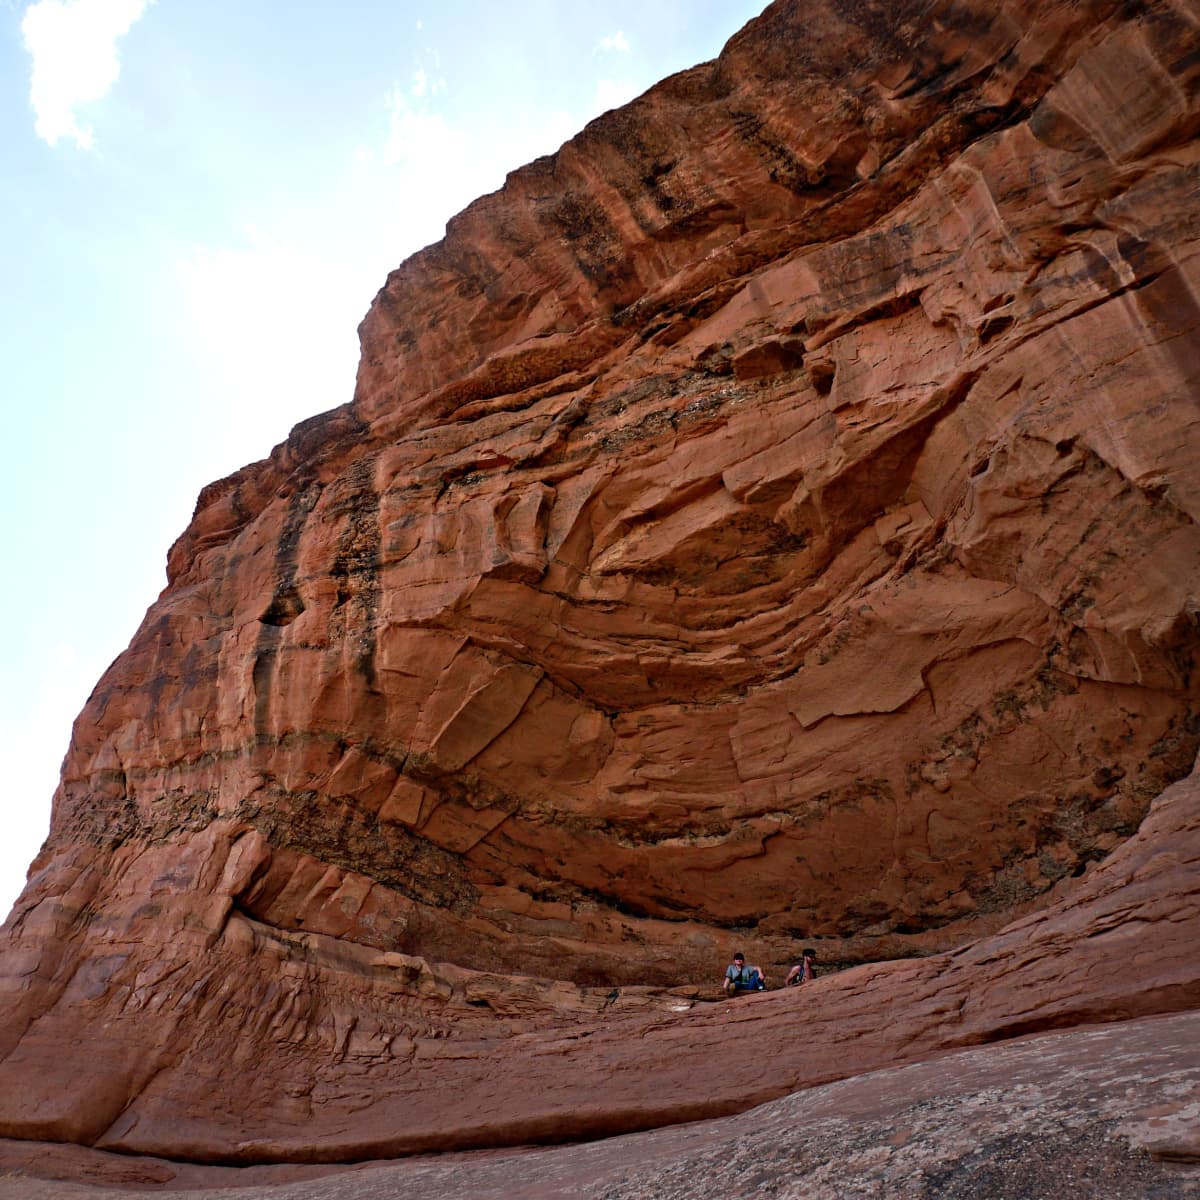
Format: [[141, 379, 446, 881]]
[[2, 1009, 1197, 1198]]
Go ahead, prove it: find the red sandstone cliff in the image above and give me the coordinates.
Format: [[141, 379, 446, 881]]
[[1, 0, 1198, 1168]]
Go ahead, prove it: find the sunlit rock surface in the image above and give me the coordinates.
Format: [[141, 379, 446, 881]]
[[1, 0, 1198, 1171]]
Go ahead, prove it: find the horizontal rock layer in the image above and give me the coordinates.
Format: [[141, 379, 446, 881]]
[[1, 0, 1199, 1165]]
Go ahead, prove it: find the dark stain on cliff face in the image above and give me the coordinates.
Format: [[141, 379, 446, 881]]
[[240, 779, 478, 919], [326, 452, 383, 688], [253, 483, 322, 736], [540, 189, 640, 307]]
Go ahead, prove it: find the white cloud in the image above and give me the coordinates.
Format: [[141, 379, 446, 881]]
[[383, 86, 470, 172], [175, 227, 365, 466], [594, 78, 639, 114], [408, 55, 446, 101], [600, 30, 631, 54], [375, 83, 576, 244], [21, 0, 152, 149]]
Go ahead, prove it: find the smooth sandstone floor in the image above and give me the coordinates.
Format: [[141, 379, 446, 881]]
[[2, 1010, 1197, 1200]]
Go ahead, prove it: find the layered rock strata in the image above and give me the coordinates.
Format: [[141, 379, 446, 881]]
[[1, 0, 1199, 1164], [4, 744, 1198, 1162]]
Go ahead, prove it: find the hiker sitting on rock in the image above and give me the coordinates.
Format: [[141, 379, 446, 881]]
[[723, 951, 766, 995], [785, 947, 816, 986]]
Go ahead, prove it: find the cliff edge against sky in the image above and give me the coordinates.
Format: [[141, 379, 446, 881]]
[[1, 0, 1198, 1175]]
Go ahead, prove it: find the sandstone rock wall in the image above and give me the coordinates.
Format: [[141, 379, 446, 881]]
[[1, 738, 1196, 1161], [1, 0, 1198, 1163]]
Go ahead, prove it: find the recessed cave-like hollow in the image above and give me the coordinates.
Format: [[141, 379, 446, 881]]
[[259, 586, 305, 626]]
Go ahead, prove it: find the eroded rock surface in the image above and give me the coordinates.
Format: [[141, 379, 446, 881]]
[[3, 1009, 1199, 1197], [1, 0, 1198, 1168]]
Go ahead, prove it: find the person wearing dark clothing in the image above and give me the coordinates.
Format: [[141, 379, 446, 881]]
[[785, 948, 817, 986]]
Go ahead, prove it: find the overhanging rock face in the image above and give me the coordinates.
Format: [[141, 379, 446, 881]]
[[2, 0, 1199, 1164]]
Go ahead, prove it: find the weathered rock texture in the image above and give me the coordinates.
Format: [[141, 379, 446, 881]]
[[3, 1009, 1199, 1197], [1, 0, 1199, 1170]]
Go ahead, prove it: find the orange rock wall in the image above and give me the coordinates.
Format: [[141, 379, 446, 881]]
[[1, 0, 1199, 1162]]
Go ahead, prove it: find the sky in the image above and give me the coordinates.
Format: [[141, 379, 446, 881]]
[[0, 0, 768, 918]]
